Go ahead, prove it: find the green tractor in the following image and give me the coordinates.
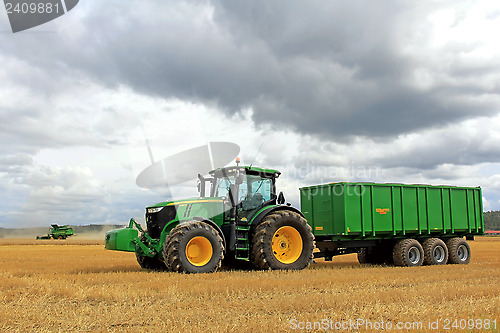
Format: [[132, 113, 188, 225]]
[[105, 161, 314, 273]]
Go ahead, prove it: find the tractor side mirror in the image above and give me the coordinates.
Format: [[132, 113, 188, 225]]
[[197, 174, 206, 197], [277, 191, 285, 205]]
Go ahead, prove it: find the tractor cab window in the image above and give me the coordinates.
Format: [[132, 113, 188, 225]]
[[215, 178, 231, 198], [213, 171, 273, 210], [239, 176, 272, 201], [240, 175, 272, 210]]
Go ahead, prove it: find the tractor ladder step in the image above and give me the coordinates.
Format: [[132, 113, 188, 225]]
[[235, 223, 251, 261]]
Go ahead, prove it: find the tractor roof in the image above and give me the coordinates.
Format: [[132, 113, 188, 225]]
[[209, 165, 281, 178]]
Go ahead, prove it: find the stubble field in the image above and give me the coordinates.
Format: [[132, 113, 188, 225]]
[[0, 237, 499, 332]]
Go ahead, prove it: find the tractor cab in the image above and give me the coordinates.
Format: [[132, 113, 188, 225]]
[[198, 163, 282, 220]]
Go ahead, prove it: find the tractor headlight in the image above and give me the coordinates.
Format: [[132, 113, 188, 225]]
[[147, 207, 164, 214]]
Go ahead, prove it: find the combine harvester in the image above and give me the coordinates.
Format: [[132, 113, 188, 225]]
[[36, 224, 74, 240], [105, 159, 484, 273]]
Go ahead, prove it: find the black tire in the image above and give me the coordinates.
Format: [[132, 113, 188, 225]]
[[357, 247, 383, 264], [446, 238, 471, 264], [392, 238, 424, 267], [135, 234, 167, 271], [251, 210, 314, 270], [422, 238, 448, 265], [357, 248, 370, 264], [358, 245, 393, 265], [163, 221, 224, 273]]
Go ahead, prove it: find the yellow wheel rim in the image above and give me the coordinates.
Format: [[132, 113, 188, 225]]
[[185, 236, 213, 266], [272, 226, 303, 264]]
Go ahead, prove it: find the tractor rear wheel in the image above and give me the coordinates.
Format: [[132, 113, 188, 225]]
[[163, 221, 224, 273], [251, 210, 314, 270], [135, 234, 167, 271]]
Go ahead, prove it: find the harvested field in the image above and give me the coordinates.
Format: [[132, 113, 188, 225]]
[[0, 237, 498, 332]]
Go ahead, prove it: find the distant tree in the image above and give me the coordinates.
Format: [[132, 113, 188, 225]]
[[484, 211, 500, 230]]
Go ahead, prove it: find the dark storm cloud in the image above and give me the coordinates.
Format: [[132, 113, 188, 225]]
[[211, 1, 408, 80], [378, 142, 500, 170], [1, 0, 498, 142]]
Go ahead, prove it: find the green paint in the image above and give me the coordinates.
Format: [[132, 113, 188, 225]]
[[104, 219, 139, 252], [36, 224, 74, 240], [300, 182, 484, 241]]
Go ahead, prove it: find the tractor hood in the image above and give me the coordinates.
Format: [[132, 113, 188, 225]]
[[145, 197, 226, 233], [147, 197, 224, 211]]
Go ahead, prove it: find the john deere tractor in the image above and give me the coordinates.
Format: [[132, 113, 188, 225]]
[[105, 161, 314, 273]]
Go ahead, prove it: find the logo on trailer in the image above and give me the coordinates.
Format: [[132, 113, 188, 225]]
[[376, 208, 390, 215]]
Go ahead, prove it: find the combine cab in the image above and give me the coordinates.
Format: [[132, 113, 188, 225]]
[[36, 224, 74, 240]]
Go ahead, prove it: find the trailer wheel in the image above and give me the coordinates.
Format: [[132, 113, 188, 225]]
[[446, 238, 470, 264], [135, 234, 167, 271], [251, 210, 314, 270], [422, 238, 448, 265], [392, 239, 424, 267], [358, 246, 393, 265], [357, 248, 382, 264], [163, 221, 224, 273], [357, 248, 370, 264]]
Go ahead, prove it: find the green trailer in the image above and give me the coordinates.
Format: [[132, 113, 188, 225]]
[[301, 182, 484, 266]]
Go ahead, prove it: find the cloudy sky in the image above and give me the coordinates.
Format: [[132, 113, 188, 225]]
[[1, 0, 499, 228]]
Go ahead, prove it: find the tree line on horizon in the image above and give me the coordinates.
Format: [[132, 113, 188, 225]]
[[484, 211, 500, 231]]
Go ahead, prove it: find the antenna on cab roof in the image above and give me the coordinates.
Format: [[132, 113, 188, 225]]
[[249, 143, 264, 169]]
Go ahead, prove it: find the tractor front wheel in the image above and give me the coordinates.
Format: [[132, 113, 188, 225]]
[[163, 221, 224, 273], [251, 210, 314, 270]]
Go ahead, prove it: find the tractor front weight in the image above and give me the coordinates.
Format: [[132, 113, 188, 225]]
[[105, 218, 157, 257]]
